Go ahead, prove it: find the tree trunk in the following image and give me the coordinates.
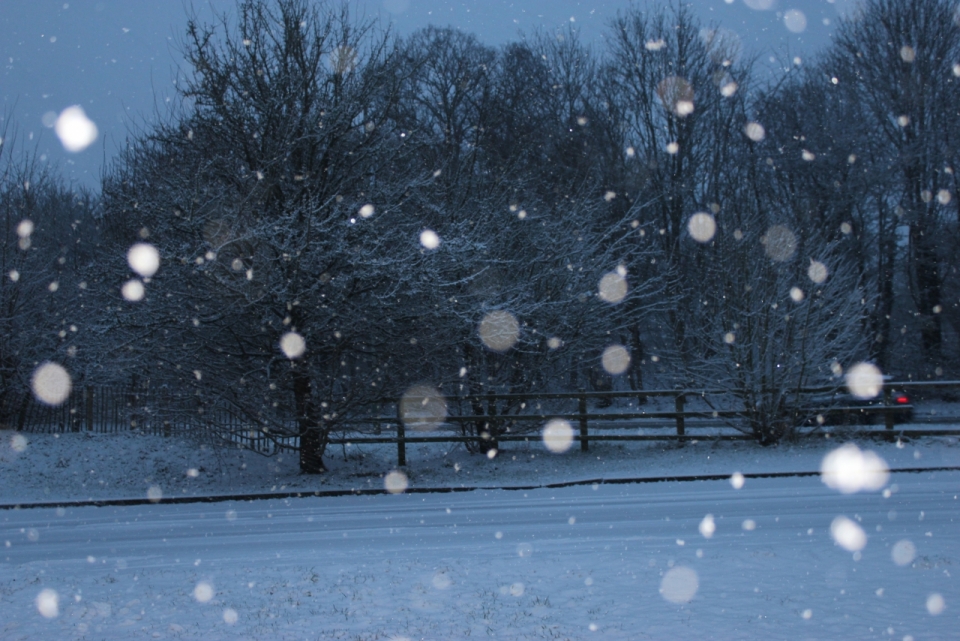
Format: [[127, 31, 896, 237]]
[[294, 369, 326, 473], [299, 425, 327, 474], [474, 395, 499, 455], [874, 214, 896, 371], [628, 326, 645, 402], [910, 221, 943, 368]]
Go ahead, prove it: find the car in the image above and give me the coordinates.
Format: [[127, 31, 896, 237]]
[[802, 384, 914, 427]]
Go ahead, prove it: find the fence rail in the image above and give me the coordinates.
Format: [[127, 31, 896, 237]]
[[11, 382, 960, 464]]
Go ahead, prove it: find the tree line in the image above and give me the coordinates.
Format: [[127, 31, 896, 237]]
[[2, 0, 959, 470]]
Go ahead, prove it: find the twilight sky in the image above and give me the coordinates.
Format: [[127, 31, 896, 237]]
[[1, 0, 857, 190]]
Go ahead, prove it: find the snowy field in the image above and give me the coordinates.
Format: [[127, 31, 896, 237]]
[[1, 430, 959, 639]]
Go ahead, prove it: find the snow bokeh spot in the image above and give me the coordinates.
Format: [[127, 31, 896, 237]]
[[121, 279, 145, 302], [54, 106, 98, 152], [601, 344, 631, 375], [223, 608, 238, 624], [891, 539, 917, 566], [807, 259, 828, 283], [830, 516, 867, 551], [399, 385, 447, 431], [147, 485, 163, 502], [127, 243, 160, 278], [10, 433, 28, 453], [31, 362, 72, 406], [761, 225, 797, 262], [660, 566, 699, 604], [280, 332, 306, 359], [16, 219, 34, 239], [384, 470, 409, 494], [193, 581, 214, 603], [542, 419, 574, 454], [783, 9, 807, 33], [687, 212, 716, 243], [478, 310, 519, 352], [821, 443, 889, 493], [730, 472, 745, 489], [744, 122, 765, 142], [598, 271, 628, 303], [846, 362, 883, 399], [657, 76, 694, 117], [699, 514, 716, 538], [358, 204, 375, 218], [926, 593, 945, 615], [419, 229, 440, 250], [35, 588, 59, 618], [329, 46, 358, 74]]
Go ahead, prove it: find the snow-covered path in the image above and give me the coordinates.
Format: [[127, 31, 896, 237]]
[[2, 471, 956, 640]]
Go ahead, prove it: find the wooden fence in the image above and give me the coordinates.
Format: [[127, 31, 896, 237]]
[[12, 381, 960, 464], [331, 383, 960, 466]]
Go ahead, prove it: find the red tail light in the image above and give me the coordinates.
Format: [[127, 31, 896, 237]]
[[895, 395, 909, 404]]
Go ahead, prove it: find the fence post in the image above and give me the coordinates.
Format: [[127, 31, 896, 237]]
[[883, 386, 895, 441], [85, 386, 94, 432], [486, 393, 499, 454], [675, 393, 686, 443], [395, 402, 406, 467], [579, 393, 589, 452]]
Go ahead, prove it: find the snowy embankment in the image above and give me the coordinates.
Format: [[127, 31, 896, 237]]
[[2, 429, 960, 505]]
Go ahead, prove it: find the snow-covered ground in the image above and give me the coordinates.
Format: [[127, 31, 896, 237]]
[[1, 430, 958, 639], [1, 469, 957, 639], [2, 428, 960, 504]]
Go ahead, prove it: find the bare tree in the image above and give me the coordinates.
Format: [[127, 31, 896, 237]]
[[394, 27, 667, 449], [100, 0, 421, 472], [599, 2, 755, 374], [0, 120, 96, 429], [680, 201, 873, 443], [755, 69, 902, 372], [825, 0, 960, 373]]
